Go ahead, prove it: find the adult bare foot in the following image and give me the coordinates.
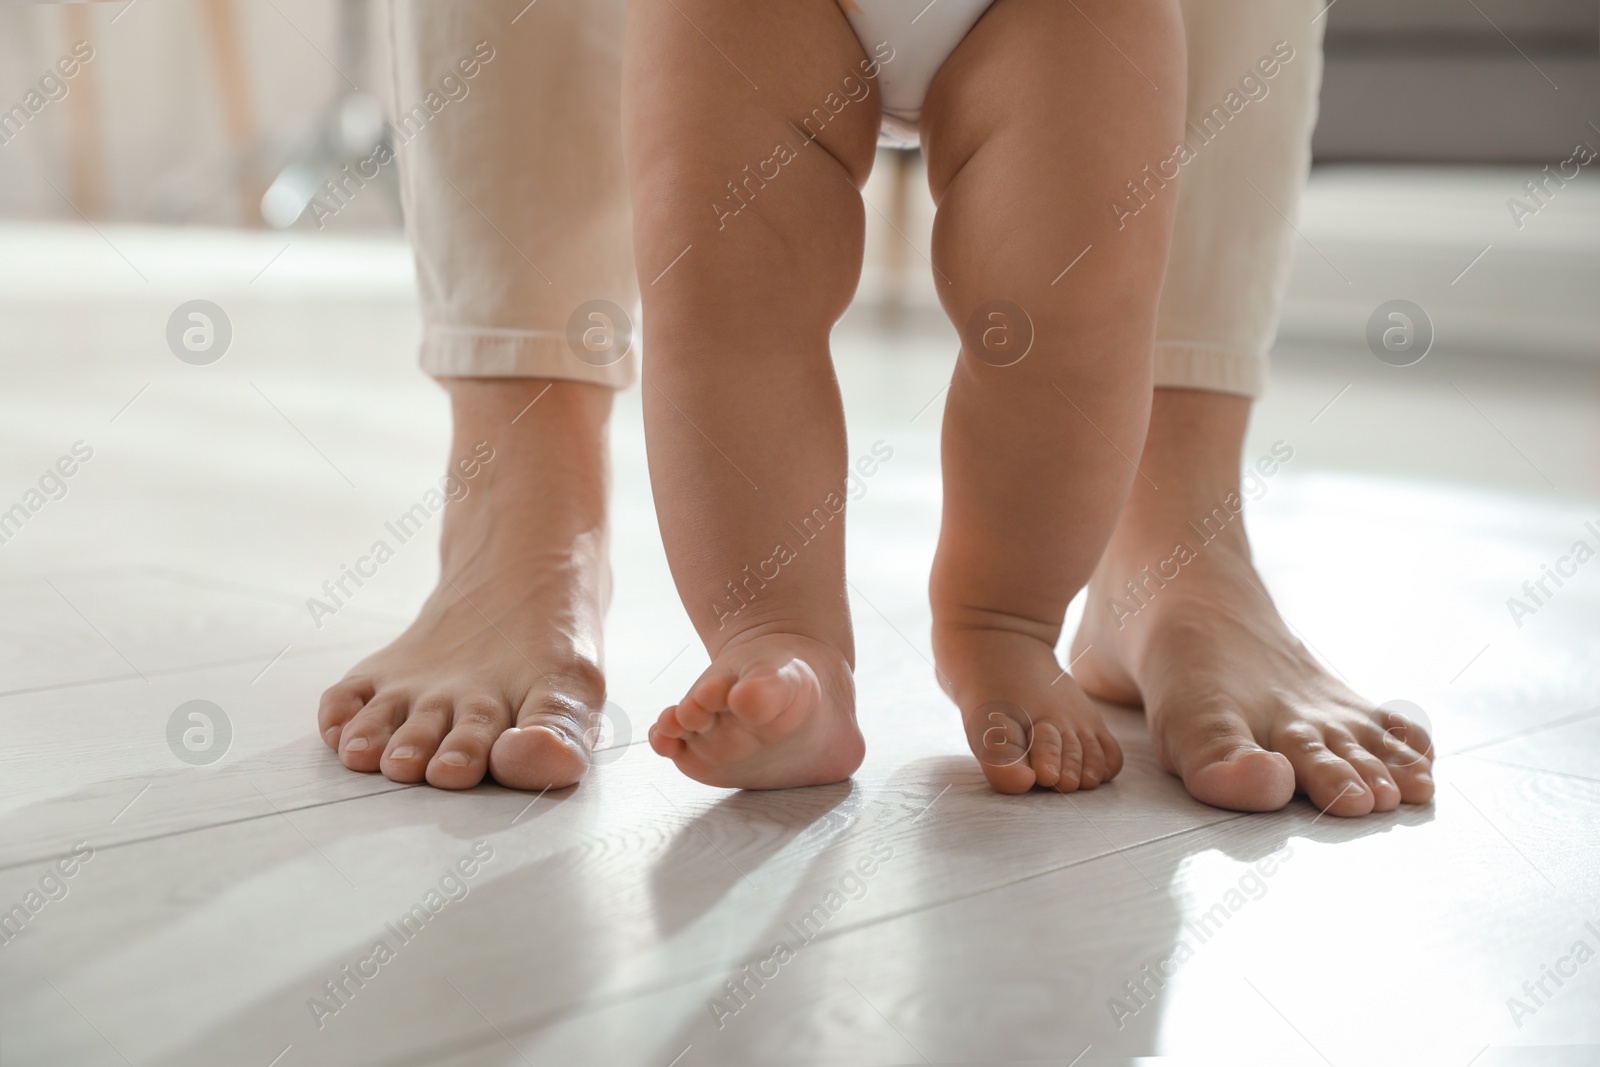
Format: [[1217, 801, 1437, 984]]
[[1070, 390, 1435, 817], [648, 631, 863, 789], [317, 379, 613, 791]]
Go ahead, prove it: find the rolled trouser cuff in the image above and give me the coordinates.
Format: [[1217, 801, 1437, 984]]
[[420, 325, 638, 387], [1153, 341, 1269, 398]]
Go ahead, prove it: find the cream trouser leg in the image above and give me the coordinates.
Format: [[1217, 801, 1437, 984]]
[[386, 0, 636, 387], [1154, 0, 1326, 396], [386, 0, 1324, 398]]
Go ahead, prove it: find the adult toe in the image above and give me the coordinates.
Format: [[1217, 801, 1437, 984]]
[[1276, 724, 1374, 816], [1378, 707, 1434, 763], [1164, 705, 1295, 812], [1369, 716, 1436, 805], [318, 677, 374, 749], [338, 693, 406, 772], [1330, 736, 1402, 812], [1380, 741, 1435, 804], [427, 695, 509, 790], [381, 696, 453, 784], [491, 691, 595, 790]]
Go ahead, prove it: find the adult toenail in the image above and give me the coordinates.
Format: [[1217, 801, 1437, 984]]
[[344, 737, 369, 752], [438, 751, 471, 767], [391, 746, 418, 760]]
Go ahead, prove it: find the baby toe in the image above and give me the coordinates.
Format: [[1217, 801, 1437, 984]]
[[1097, 727, 1124, 780], [1051, 726, 1085, 793], [674, 694, 718, 734], [727, 661, 805, 727], [1077, 729, 1108, 790], [1029, 721, 1064, 789], [965, 701, 1037, 795]]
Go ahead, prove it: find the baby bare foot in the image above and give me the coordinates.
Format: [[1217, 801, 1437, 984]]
[[317, 379, 614, 791], [649, 632, 863, 789], [934, 626, 1125, 795], [1071, 489, 1435, 817]]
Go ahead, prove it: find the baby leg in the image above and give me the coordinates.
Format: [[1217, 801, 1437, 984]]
[[623, 0, 882, 787], [922, 0, 1187, 792]]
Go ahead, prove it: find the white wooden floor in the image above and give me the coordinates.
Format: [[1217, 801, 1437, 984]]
[[2, 208, 1599, 1067]]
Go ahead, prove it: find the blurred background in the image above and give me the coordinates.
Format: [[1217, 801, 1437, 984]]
[[1, 0, 1595, 403], [1, 0, 1596, 351], [6, 1, 1600, 209]]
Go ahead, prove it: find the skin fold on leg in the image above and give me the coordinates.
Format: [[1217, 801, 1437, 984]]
[[623, 0, 884, 788], [919, 0, 1187, 794]]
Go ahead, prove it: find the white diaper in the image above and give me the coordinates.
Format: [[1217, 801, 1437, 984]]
[[842, 0, 999, 146]]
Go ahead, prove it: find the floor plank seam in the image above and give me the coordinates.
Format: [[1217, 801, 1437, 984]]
[[1451, 704, 1600, 756], [1461, 753, 1600, 787], [0, 739, 642, 870], [0, 781, 418, 872]]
